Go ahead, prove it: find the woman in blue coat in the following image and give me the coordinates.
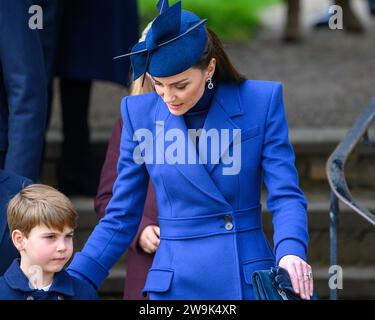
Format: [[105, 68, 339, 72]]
[[68, 0, 313, 300]]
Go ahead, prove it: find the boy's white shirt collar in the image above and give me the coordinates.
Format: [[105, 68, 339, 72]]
[[28, 280, 53, 291], [40, 282, 52, 291]]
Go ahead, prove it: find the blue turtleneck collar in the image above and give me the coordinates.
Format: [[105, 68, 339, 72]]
[[184, 81, 217, 130], [187, 81, 216, 114]]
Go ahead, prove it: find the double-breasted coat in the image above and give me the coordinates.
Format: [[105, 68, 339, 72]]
[[68, 80, 309, 299]]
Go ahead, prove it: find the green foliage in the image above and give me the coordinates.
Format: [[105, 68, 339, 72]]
[[138, 0, 280, 41]]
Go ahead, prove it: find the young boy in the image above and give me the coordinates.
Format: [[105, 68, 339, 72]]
[[0, 184, 98, 300]]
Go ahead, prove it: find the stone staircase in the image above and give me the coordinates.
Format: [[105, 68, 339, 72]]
[[42, 127, 375, 300]]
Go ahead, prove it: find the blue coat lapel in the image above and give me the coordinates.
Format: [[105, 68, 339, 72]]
[[154, 97, 230, 207], [202, 83, 244, 173]]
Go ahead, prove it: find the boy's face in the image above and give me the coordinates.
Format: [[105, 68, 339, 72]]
[[18, 225, 74, 276]]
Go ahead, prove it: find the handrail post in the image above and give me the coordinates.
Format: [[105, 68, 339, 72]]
[[329, 191, 339, 300], [326, 100, 375, 300]]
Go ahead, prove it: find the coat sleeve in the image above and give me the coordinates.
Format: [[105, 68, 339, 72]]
[[129, 182, 158, 253], [68, 97, 149, 289], [94, 117, 159, 253], [261, 83, 309, 265], [94, 118, 123, 220], [0, 0, 47, 181]]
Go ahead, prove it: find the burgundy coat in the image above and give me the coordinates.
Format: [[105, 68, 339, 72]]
[[94, 118, 157, 300]]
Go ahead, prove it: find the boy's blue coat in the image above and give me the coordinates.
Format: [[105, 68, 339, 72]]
[[68, 80, 308, 299], [0, 259, 98, 300]]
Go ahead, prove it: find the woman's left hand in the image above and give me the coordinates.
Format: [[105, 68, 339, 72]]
[[278, 255, 313, 300]]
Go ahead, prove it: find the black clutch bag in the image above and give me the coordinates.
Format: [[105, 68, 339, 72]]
[[251, 266, 301, 300]]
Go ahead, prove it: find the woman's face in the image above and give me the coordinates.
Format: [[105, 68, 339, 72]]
[[152, 59, 216, 116]]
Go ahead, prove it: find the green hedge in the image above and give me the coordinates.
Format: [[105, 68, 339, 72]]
[[138, 0, 280, 41]]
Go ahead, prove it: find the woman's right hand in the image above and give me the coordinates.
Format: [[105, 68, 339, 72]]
[[138, 225, 160, 254]]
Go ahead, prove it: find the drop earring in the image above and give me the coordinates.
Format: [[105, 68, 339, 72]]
[[206, 77, 214, 90]]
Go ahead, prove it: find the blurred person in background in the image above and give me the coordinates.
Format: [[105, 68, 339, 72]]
[[0, 0, 47, 182], [35, 0, 139, 196]]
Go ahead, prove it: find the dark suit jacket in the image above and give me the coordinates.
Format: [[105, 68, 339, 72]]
[[57, 0, 139, 86], [0, 0, 47, 181], [0, 169, 32, 275], [94, 118, 158, 300]]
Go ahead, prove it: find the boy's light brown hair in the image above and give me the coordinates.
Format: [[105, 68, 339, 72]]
[[7, 184, 78, 237]]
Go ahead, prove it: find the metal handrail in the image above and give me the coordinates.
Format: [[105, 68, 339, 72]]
[[326, 98, 375, 300]]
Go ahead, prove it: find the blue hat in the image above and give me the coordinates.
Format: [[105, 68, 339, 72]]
[[114, 1, 207, 82]]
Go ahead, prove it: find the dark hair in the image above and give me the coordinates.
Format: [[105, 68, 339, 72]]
[[193, 27, 246, 84]]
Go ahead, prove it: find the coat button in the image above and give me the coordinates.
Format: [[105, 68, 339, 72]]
[[58, 295, 64, 300], [224, 215, 232, 222], [225, 222, 233, 231], [26, 295, 34, 300]]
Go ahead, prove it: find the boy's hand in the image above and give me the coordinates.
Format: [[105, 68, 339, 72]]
[[138, 225, 160, 254]]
